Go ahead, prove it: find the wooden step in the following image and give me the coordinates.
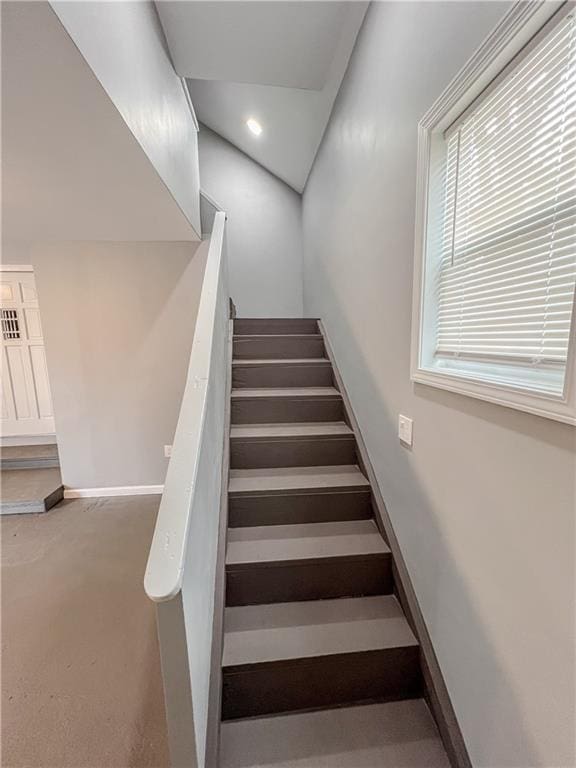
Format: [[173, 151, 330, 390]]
[[231, 422, 353, 439], [231, 387, 343, 424], [229, 465, 372, 528], [234, 318, 319, 336], [233, 335, 325, 361], [230, 422, 356, 470], [232, 386, 339, 397], [220, 699, 450, 768], [0, 443, 59, 470], [229, 465, 370, 495], [232, 359, 334, 389], [226, 520, 392, 605], [221, 595, 421, 719], [0, 468, 64, 515]]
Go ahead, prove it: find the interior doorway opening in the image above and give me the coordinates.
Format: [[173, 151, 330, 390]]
[[1, 265, 56, 446]]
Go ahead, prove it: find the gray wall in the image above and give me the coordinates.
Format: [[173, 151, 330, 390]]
[[28, 240, 207, 489], [198, 125, 303, 317], [49, 1, 201, 236], [302, 3, 575, 767]]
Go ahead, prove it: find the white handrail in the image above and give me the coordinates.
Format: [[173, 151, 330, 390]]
[[199, 189, 223, 237], [199, 188, 222, 212], [144, 211, 227, 601]]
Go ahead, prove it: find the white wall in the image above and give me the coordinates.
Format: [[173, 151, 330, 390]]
[[198, 125, 303, 317], [302, 3, 575, 767], [20, 240, 207, 490], [50, 0, 201, 236]]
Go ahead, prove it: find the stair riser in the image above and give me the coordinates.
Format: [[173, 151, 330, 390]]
[[233, 337, 325, 360], [231, 397, 344, 424], [228, 489, 373, 527], [222, 646, 422, 719], [0, 458, 60, 470], [0, 485, 63, 515], [230, 437, 357, 470], [226, 556, 392, 606], [234, 319, 319, 336], [233, 363, 333, 389]]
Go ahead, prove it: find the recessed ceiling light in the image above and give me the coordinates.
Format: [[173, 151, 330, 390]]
[[246, 118, 263, 136]]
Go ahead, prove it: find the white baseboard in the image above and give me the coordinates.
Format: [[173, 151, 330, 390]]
[[64, 485, 164, 499]]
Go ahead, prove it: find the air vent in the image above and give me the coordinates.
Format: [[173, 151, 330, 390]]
[[1, 309, 21, 340]]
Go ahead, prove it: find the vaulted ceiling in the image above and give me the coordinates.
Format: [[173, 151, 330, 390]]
[[156, 1, 368, 192]]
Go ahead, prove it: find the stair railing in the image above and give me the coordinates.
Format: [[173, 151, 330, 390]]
[[144, 210, 229, 768], [199, 188, 222, 237]]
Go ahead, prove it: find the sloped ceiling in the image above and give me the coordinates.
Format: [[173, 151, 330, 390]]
[[2, 1, 197, 242], [156, 1, 368, 192]]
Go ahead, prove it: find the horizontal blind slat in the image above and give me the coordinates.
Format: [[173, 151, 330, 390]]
[[440, 233, 575, 281], [451, 140, 576, 215], [446, 17, 576, 138]]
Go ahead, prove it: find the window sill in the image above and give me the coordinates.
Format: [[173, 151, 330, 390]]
[[411, 366, 575, 425]]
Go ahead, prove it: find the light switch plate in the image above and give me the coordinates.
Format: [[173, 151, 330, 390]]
[[164, 445, 172, 458], [398, 415, 413, 446]]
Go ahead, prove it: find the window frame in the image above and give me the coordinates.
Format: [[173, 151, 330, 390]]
[[411, 0, 576, 425]]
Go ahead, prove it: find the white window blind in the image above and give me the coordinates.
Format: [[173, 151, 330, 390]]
[[436, 13, 576, 391]]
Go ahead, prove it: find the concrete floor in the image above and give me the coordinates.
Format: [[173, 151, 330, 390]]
[[1, 495, 169, 768]]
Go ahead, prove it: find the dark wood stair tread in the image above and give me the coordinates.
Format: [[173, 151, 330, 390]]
[[226, 520, 388, 567], [234, 319, 320, 336], [231, 390, 344, 428], [223, 595, 417, 669], [233, 335, 326, 361], [232, 359, 333, 389], [229, 465, 370, 495]]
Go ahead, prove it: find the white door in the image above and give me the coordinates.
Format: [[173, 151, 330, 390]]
[[1, 268, 55, 436]]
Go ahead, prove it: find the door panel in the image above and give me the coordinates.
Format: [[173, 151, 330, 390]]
[[6, 347, 32, 418], [1, 270, 55, 436], [24, 308, 43, 340], [30, 346, 53, 418], [1, 283, 15, 302], [1, 382, 11, 420], [20, 282, 37, 303]]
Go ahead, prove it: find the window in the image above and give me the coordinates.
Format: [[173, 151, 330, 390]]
[[412, 3, 576, 424]]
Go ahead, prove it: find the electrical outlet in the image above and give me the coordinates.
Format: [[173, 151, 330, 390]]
[[398, 415, 413, 446], [164, 445, 172, 458]]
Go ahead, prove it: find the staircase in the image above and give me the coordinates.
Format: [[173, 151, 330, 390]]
[[0, 444, 63, 515], [0, 443, 60, 470], [219, 319, 450, 767]]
